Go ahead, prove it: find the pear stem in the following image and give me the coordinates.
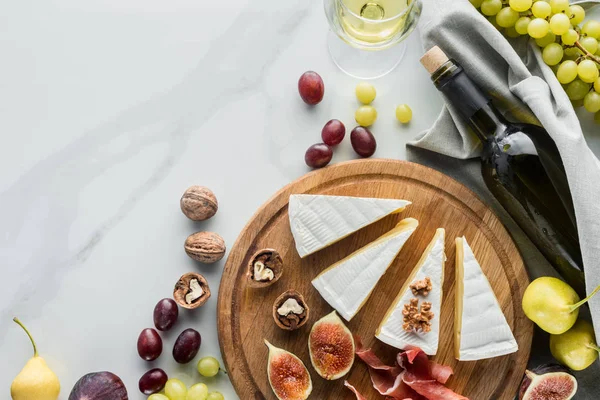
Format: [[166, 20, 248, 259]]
[[569, 284, 600, 313], [586, 343, 600, 353], [13, 317, 38, 357]]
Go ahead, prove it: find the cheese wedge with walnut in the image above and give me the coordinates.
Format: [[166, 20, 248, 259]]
[[376, 228, 445, 355], [455, 236, 518, 360], [312, 218, 418, 321], [289, 194, 411, 258]]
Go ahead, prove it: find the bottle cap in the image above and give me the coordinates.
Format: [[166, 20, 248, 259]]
[[420, 46, 450, 75]]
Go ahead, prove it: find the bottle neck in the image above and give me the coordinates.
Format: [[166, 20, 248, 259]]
[[432, 61, 506, 142]]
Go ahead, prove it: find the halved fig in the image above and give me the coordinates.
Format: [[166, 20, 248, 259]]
[[518, 364, 577, 400], [265, 340, 312, 400], [308, 311, 355, 380]]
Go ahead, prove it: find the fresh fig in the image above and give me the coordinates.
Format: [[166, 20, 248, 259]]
[[518, 364, 577, 400], [265, 339, 312, 400], [69, 371, 128, 400], [308, 311, 355, 380]]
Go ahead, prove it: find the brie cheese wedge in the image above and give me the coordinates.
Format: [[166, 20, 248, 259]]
[[312, 218, 418, 321], [376, 228, 445, 355], [455, 236, 518, 361], [289, 194, 411, 258]]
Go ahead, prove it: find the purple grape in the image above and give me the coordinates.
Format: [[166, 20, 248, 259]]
[[138, 368, 167, 395], [137, 328, 162, 361], [153, 298, 178, 331], [173, 328, 201, 364], [298, 71, 324, 105], [305, 143, 333, 169], [350, 126, 376, 158], [321, 119, 346, 146]]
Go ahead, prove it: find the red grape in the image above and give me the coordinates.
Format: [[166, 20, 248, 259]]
[[321, 119, 345, 146], [305, 143, 333, 168], [153, 298, 178, 331], [173, 328, 201, 364], [137, 328, 162, 361], [350, 126, 376, 158], [139, 368, 168, 395], [298, 71, 324, 105]]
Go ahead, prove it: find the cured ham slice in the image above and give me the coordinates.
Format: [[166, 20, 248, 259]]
[[344, 381, 367, 400], [354, 336, 469, 400]]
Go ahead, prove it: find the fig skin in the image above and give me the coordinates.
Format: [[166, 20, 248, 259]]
[[308, 311, 355, 380], [69, 371, 128, 400], [518, 364, 577, 400], [265, 340, 312, 400]]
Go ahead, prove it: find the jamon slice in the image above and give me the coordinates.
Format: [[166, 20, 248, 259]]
[[344, 381, 367, 400]]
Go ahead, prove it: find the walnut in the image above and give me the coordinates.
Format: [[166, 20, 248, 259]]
[[180, 185, 218, 221], [184, 231, 226, 263], [402, 298, 434, 333], [247, 249, 283, 288], [272, 290, 309, 331], [173, 272, 211, 309], [410, 277, 432, 296]]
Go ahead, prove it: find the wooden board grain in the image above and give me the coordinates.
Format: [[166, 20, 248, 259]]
[[217, 159, 532, 400]]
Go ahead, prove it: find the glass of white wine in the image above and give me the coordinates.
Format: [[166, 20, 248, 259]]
[[324, 0, 422, 79]]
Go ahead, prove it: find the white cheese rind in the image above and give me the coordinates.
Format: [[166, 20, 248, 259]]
[[311, 219, 418, 321], [457, 237, 518, 361], [289, 194, 411, 258], [376, 228, 445, 355]]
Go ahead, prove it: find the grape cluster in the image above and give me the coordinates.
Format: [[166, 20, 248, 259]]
[[471, 0, 600, 119]]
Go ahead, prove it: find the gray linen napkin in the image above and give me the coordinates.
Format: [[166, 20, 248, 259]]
[[409, 0, 600, 396]]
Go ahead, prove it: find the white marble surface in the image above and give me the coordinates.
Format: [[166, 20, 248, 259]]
[[1, 1, 599, 399]]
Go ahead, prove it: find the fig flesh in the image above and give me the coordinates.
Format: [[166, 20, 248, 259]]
[[265, 340, 312, 400], [308, 311, 355, 380], [69, 371, 128, 400], [518, 364, 577, 400]]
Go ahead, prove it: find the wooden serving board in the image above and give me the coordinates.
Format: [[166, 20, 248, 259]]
[[218, 159, 532, 400]]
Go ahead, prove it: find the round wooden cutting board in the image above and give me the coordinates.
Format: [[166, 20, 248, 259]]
[[217, 159, 532, 400]]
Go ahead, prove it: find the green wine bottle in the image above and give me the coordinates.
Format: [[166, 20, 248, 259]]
[[422, 46, 584, 296]]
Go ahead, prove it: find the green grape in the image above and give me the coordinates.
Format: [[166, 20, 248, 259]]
[[564, 47, 580, 58], [528, 18, 550, 39], [395, 104, 413, 123], [481, 0, 503, 16], [542, 43, 564, 66], [580, 37, 599, 55], [578, 59, 600, 83], [582, 21, 600, 40], [515, 17, 532, 35], [470, 0, 484, 7], [197, 356, 221, 377], [595, 78, 600, 93], [497, 7, 520, 28], [187, 383, 209, 400], [509, 0, 532, 12], [165, 378, 188, 400], [549, 0, 569, 14], [532, 1, 552, 19], [149, 395, 170, 400], [561, 29, 579, 46], [488, 16, 503, 30], [549, 13, 571, 36], [535, 32, 556, 47], [355, 105, 377, 126], [571, 99, 584, 108], [557, 60, 579, 84], [595, 111, 600, 124], [584, 91, 600, 113], [506, 26, 521, 38], [355, 82, 376, 105], [566, 79, 591, 100], [206, 392, 225, 400], [569, 5, 586, 26]]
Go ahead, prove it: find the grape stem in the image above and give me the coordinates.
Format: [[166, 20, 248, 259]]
[[575, 41, 600, 65]]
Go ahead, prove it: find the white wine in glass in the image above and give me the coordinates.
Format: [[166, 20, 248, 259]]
[[324, 0, 422, 78]]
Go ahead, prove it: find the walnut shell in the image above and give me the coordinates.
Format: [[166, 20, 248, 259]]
[[180, 185, 218, 221], [273, 290, 309, 331], [247, 248, 283, 288], [184, 231, 226, 263], [173, 272, 211, 309]]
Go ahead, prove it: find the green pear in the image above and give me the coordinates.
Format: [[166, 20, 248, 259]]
[[11, 318, 60, 400], [522, 277, 600, 334], [550, 319, 600, 371]]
